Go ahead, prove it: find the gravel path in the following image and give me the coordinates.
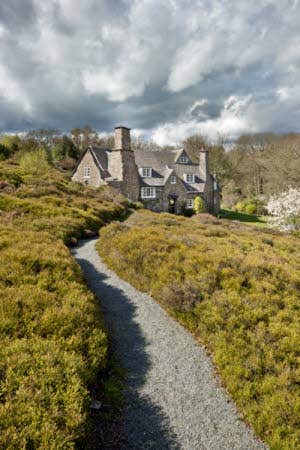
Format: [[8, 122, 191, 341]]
[[73, 239, 266, 450]]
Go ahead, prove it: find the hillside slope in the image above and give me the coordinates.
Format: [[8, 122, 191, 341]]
[[97, 210, 300, 450], [0, 159, 127, 449]]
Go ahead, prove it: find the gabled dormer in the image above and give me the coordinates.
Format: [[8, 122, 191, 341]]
[[164, 168, 177, 185], [175, 149, 191, 165], [139, 167, 152, 178]]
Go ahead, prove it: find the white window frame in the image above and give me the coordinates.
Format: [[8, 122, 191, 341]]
[[83, 166, 91, 178], [141, 167, 152, 178], [179, 155, 189, 164], [141, 187, 156, 199], [185, 173, 195, 183], [170, 175, 176, 184], [186, 199, 194, 209]]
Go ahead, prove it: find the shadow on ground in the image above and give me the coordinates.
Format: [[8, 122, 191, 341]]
[[75, 242, 180, 450]]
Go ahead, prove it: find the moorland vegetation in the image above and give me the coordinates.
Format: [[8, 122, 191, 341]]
[[0, 152, 127, 448], [98, 210, 300, 450]]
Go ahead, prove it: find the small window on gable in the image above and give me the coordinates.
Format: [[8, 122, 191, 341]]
[[170, 175, 176, 184], [141, 167, 152, 178], [186, 199, 194, 209], [185, 173, 195, 183], [83, 166, 91, 178], [179, 155, 189, 164]]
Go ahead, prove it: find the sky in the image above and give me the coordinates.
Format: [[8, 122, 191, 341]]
[[0, 0, 300, 145]]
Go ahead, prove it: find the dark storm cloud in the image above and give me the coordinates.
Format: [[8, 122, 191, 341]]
[[0, 0, 300, 143]]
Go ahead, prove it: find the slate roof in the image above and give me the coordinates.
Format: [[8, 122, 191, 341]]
[[134, 147, 205, 192], [89, 146, 112, 178], [88, 145, 206, 192]]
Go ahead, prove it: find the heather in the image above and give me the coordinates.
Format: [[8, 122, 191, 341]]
[[0, 158, 127, 449], [97, 210, 300, 450]]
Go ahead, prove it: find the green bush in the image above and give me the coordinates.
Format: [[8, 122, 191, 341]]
[[234, 200, 245, 212], [0, 159, 126, 448], [0, 143, 11, 160], [245, 203, 256, 215], [19, 148, 50, 175], [97, 210, 300, 450], [194, 196, 205, 214]]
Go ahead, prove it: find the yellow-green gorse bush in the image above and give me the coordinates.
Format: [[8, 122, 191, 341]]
[[0, 159, 127, 449], [97, 210, 300, 450]]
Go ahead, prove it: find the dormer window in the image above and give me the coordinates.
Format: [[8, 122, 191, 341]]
[[170, 175, 176, 184], [179, 155, 189, 164], [141, 167, 152, 178], [83, 166, 91, 178], [185, 174, 195, 183]]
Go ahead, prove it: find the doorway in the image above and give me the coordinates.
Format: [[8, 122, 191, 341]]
[[168, 195, 177, 214]]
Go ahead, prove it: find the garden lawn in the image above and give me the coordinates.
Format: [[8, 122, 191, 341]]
[[0, 159, 127, 449], [97, 210, 300, 450]]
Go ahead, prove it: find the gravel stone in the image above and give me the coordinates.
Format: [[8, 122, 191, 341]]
[[73, 239, 267, 450]]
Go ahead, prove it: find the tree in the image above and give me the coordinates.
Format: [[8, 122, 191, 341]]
[[71, 128, 81, 149], [182, 134, 208, 162], [267, 187, 300, 231], [19, 149, 49, 175], [82, 125, 94, 150], [51, 136, 79, 162], [0, 135, 21, 154], [182, 134, 232, 188], [0, 143, 10, 160]]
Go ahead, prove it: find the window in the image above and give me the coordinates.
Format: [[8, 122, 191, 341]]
[[179, 155, 189, 163], [170, 175, 176, 184], [141, 167, 152, 177], [141, 187, 156, 199], [83, 166, 91, 178], [185, 173, 195, 183], [186, 199, 194, 209]]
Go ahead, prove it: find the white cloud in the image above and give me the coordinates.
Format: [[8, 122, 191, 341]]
[[0, 65, 32, 113], [152, 95, 255, 145], [83, 69, 145, 102]]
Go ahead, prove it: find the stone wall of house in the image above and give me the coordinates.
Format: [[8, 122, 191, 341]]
[[71, 150, 103, 187], [109, 127, 140, 202], [108, 151, 123, 180], [162, 177, 192, 213], [140, 179, 201, 214], [213, 190, 221, 214], [141, 186, 164, 212], [120, 150, 140, 202], [203, 174, 214, 213]]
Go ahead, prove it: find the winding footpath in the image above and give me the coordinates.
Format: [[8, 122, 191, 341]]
[[73, 239, 266, 450]]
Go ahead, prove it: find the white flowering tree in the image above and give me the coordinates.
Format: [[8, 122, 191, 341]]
[[267, 187, 300, 231]]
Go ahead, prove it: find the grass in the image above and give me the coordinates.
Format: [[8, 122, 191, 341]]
[[219, 208, 268, 226], [97, 210, 300, 450], [0, 158, 128, 449]]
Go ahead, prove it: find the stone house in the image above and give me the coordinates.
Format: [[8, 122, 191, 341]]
[[72, 126, 221, 214]]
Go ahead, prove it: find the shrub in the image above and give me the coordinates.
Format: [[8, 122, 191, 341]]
[[245, 203, 256, 215], [267, 187, 300, 232], [97, 210, 300, 450], [0, 143, 11, 160], [193, 196, 205, 214], [0, 135, 21, 154], [234, 200, 245, 212], [19, 148, 50, 175]]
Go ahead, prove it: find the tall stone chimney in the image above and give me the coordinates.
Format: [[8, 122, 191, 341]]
[[199, 147, 209, 180], [109, 125, 139, 202], [114, 126, 131, 151]]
